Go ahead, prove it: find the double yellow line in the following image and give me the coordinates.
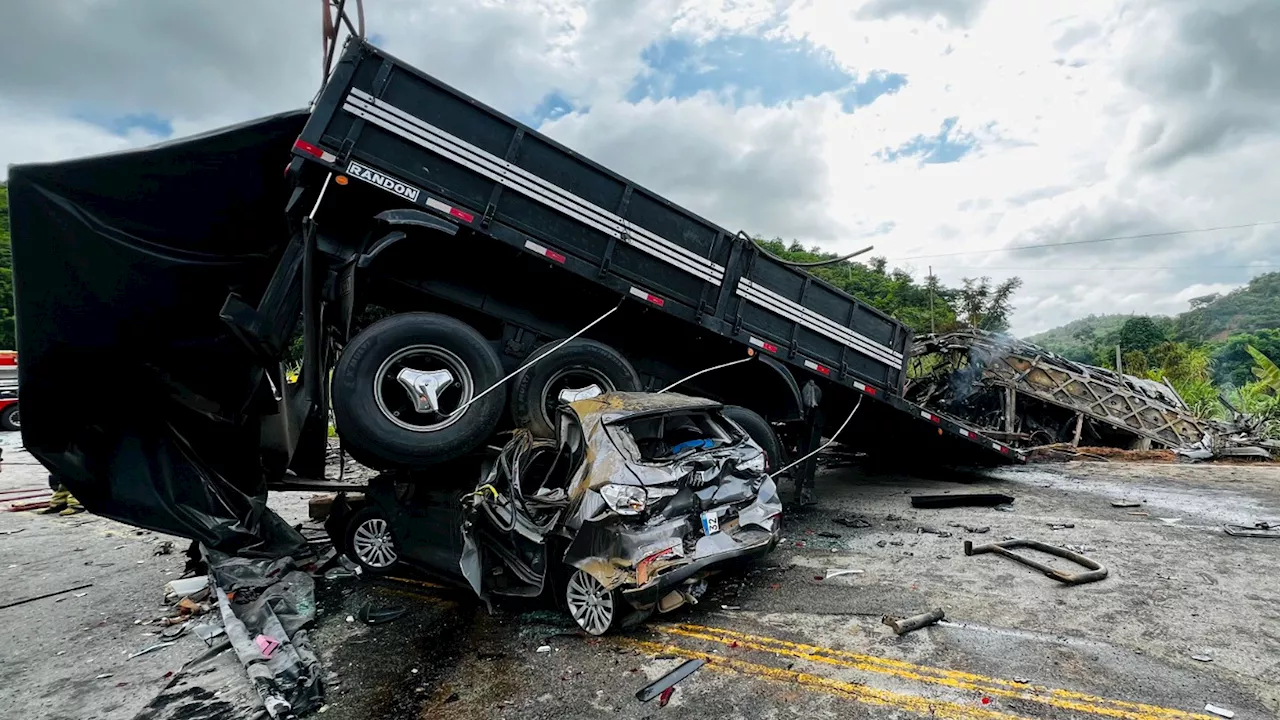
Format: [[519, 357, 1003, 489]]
[[622, 623, 1215, 720]]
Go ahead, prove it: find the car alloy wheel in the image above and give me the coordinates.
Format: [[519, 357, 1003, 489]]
[[565, 568, 616, 636], [351, 516, 399, 569]]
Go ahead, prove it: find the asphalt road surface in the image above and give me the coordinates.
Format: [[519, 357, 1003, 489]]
[[2, 432, 1277, 720]]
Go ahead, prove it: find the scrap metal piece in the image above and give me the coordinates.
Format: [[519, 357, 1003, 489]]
[[911, 493, 1014, 509], [883, 608, 945, 635], [1223, 522, 1280, 539], [0, 582, 94, 610], [636, 658, 706, 702], [964, 539, 1107, 585]]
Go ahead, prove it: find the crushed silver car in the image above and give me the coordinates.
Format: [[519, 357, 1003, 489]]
[[460, 392, 783, 634]]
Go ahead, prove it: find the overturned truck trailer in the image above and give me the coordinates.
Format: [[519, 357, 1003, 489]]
[[907, 330, 1278, 458]]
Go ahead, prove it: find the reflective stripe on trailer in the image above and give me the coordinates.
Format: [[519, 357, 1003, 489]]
[[920, 411, 940, 423], [341, 89, 726, 286], [523, 240, 566, 263], [748, 337, 778, 353], [425, 197, 474, 223], [629, 287, 664, 306], [802, 359, 831, 376], [852, 381, 878, 396]]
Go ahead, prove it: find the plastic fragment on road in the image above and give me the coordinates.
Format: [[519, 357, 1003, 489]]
[[128, 641, 177, 660], [165, 576, 209, 598], [659, 686, 675, 707], [536, 645, 552, 653], [1204, 703, 1234, 718], [825, 568, 864, 580], [357, 601, 408, 625], [636, 658, 706, 702], [1110, 500, 1142, 508]]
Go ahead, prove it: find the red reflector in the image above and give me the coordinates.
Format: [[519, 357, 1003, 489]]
[[815, 364, 829, 375], [968, 431, 977, 439], [1000, 446, 1010, 454], [865, 386, 877, 396], [762, 342, 778, 353], [646, 294, 665, 307], [929, 414, 940, 423], [449, 207, 474, 223], [546, 249, 566, 263], [294, 139, 325, 158]]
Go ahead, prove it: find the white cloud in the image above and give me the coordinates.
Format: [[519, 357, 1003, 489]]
[[3, 0, 1277, 338]]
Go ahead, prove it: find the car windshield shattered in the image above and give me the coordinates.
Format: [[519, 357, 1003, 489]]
[[459, 392, 783, 634]]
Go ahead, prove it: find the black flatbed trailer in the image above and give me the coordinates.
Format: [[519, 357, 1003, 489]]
[[282, 38, 1021, 471], [7, 38, 1019, 548]]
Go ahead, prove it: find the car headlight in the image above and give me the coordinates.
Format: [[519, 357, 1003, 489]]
[[599, 484, 647, 515]]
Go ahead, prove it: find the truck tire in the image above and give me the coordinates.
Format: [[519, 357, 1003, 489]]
[[333, 312, 504, 469], [511, 339, 641, 437], [723, 405, 783, 472], [0, 404, 18, 432]]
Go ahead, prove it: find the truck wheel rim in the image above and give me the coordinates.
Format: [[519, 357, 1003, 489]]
[[541, 368, 613, 425], [374, 345, 474, 432], [352, 517, 398, 568], [566, 569, 614, 636], [9, 410, 18, 429]]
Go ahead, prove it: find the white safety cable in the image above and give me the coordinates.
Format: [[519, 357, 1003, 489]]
[[309, 173, 334, 219], [657, 355, 755, 393], [767, 395, 862, 481], [446, 299, 623, 417]]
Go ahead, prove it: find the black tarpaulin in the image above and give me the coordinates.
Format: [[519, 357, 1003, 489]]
[[8, 110, 309, 555]]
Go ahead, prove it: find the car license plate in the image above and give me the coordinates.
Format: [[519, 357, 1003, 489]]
[[700, 511, 720, 535]]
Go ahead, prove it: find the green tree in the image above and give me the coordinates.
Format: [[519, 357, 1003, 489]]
[[1118, 315, 1166, 353], [1211, 330, 1280, 387], [955, 276, 1023, 333]]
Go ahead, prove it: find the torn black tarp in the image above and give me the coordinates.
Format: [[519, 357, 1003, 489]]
[[7, 110, 314, 555], [207, 548, 323, 718]]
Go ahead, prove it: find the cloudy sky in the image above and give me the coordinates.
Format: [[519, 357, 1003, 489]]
[[2, 0, 1276, 335]]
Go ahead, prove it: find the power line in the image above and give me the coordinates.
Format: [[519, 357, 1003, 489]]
[[931, 264, 1280, 271], [887, 220, 1280, 261]]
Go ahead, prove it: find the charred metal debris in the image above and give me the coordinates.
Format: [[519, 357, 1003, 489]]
[[906, 330, 1278, 460]]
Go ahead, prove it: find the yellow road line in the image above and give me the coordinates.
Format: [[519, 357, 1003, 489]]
[[619, 638, 1035, 720], [659, 623, 1213, 720]]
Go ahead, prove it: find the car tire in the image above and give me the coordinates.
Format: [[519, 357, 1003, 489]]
[[511, 339, 641, 437], [722, 405, 783, 472], [564, 568, 623, 636], [344, 506, 400, 574], [332, 313, 505, 469], [0, 405, 18, 432]]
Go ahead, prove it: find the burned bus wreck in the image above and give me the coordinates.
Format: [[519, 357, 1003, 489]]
[[906, 330, 1279, 458]]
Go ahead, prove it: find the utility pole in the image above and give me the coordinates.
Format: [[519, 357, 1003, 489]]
[[1115, 344, 1123, 374], [928, 265, 936, 334]]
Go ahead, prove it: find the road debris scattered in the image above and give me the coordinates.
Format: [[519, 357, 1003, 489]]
[[883, 608, 945, 636], [128, 641, 177, 660], [965, 539, 1108, 585], [910, 493, 1015, 509], [1191, 654, 1213, 662], [832, 517, 871, 528], [917, 525, 953, 537], [1204, 703, 1235, 718], [536, 645, 552, 653], [1047, 523, 1075, 530], [1110, 500, 1143, 508], [0, 582, 94, 610], [948, 523, 991, 534], [636, 658, 706, 703], [357, 602, 408, 625], [1222, 521, 1280, 538], [824, 568, 864, 580]]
